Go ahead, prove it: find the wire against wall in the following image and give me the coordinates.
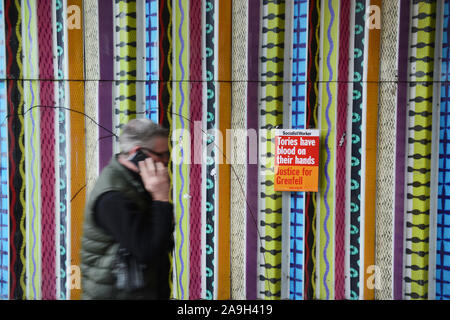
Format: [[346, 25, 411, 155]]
[[1, 103, 277, 298]]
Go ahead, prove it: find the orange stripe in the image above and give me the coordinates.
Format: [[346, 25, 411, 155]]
[[364, 0, 381, 300], [68, 0, 86, 300], [217, 0, 232, 300]]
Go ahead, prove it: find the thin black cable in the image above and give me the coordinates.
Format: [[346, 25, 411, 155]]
[[0, 77, 445, 84], [3, 104, 275, 298]]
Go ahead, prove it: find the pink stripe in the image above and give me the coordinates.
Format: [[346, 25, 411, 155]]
[[334, 0, 350, 300], [37, 0, 56, 300], [189, 0, 202, 300]]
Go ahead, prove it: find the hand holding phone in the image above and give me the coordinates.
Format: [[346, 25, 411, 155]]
[[129, 149, 149, 168], [138, 158, 170, 202]]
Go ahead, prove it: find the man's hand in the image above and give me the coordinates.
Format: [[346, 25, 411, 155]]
[[138, 158, 170, 202]]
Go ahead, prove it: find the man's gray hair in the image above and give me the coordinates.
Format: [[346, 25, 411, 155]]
[[119, 118, 169, 153]]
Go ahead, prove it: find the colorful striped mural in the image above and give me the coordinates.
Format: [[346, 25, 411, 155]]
[[0, 0, 450, 301]]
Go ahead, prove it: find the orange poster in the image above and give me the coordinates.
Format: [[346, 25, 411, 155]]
[[274, 129, 320, 192]]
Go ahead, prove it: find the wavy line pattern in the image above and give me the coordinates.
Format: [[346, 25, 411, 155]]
[[164, 0, 174, 297], [7, 0, 22, 300], [158, 0, 170, 128], [318, 0, 337, 300], [1, 0, 449, 302], [0, 0, 8, 301], [174, 0, 189, 300], [23, 0, 40, 299], [304, 0, 320, 299]]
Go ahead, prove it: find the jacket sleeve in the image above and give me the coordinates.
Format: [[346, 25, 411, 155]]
[[93, 191, 174, 263]]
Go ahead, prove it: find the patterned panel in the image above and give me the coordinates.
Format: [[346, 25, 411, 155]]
[[54, 0, 70, 300], [145, 0, 158, 121], [84, 0, 100, 197], [335, 0, 350, 301], [6, 0, 26, 300], [230, 0, 248, 300], [0, 0, 8, 301], [0, 0, 449, 302], [189, 0, 202, 301], [317, 0, 338, 300], [173, 0, 189, 300], [259, 0, 285, 300], [114, 0, 137, 147], [22, 0, 41, 299], [349, 0, 366, 300], [37, 0, 56, 300], [158, 0, 172, 129], [157, 0, 174, 298], [437, 0, 450, 301], [204, 0, 216, 300], [404, 0, 436, 300], [289, 0, 308, 301], [304, 0, 320, 299], [375, 0, 400, 300]]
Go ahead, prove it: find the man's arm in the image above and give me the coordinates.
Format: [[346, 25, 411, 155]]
[[94, 191, 173, 263]]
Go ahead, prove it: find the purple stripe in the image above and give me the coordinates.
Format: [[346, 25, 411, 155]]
[[394, 0, 411, 300], [246, 0, 260, 300], [26, 0, 38, 298], [98, 0, 114, 170]]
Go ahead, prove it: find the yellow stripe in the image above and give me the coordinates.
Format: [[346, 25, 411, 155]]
[[23, 0, 41, 299], [318, 0, 338, 300], [217, 0, 232, 300], [410, 1, 435, 299], [363, 0, 381, 301], [173, 0, 189, 299]]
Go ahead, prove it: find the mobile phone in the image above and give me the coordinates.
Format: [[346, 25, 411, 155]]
[[129, 149, 149, 167]]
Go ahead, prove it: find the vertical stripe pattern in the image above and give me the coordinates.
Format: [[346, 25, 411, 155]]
[[438, 0, 450, 301], [0, 0, 9, 301], [259, 0, 285, 300], [404, 0, 436, 300], [289, 0, 308, 301]]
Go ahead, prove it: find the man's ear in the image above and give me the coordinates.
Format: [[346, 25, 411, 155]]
[[126, 146, 141, 158]]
